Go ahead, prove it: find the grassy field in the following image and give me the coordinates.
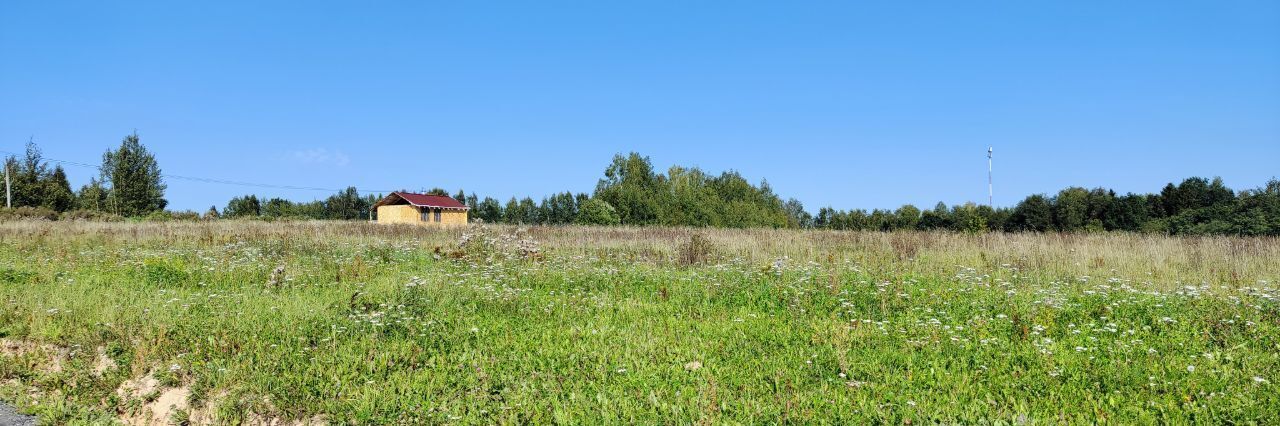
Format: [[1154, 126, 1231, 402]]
[[1, 221, 1277, 424]]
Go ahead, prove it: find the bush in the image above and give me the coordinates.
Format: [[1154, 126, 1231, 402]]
[[575, 199, 621, 226], [60, 209, 124, 222], [677, 234, 714, 265], [142, 210, 202, 222], [1140, 219, 1170, 235], [170, 210, 201, 221], [0, 206, 59, 221]]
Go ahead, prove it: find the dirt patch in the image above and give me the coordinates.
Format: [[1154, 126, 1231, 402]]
[[116, 378, 326, 425], [3, 341, 324, 425], [116, 372, 190, 425], [93, 346, 118, 376], [116, 374, 160, 399], [184, 390, 227, 425], [0, 338, 67, 373]]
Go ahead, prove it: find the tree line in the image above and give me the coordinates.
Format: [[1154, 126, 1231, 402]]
[[5, 140, 1278, 236], [813, 177, 1280, 236], [4, 135, 166, 218], [220, 187, 378, 221], [218, 153, 801, 227], [459, 153, 798, 227], [392, 152, 1280, 236]]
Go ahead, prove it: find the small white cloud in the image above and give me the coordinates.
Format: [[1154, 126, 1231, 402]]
[[291, 148, 351, 167]]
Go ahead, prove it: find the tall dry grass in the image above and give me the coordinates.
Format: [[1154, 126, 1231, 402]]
[[3, 219, 1276, 288]]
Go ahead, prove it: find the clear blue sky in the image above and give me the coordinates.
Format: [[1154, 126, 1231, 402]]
[[2, 1, 1277, 212]]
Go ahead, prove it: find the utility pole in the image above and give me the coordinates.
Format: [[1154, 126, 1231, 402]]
[[987, 146, 993, 209], [4, 159, 10, 209]]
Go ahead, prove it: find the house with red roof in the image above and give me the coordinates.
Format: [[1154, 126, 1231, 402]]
[[370, 192, 469, 225]]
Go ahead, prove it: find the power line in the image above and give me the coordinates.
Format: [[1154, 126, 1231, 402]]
[[0, 149, 397, 193]]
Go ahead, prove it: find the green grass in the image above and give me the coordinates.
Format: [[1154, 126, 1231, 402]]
[[0, 221, 1277, 424]]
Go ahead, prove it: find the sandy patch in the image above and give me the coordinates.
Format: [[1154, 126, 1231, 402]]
[[93, 346, 118, 376], [0, 339, 67, 373], [116, 381, 326, 425], [116, 372, 190, 425]]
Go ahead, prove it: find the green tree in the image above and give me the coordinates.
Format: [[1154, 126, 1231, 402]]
[[503, 197, 521, 224], [76, 178, 109, 211], [1007, 195, 1053, 232], [1, 142, 81, 212], [869, 209, 893, 231], [783, 198, 812, 228], [262, 198, 293, 218], [465, 192, 479, 212], [1232, 178, 1279, 236], [43, 165, 75, 212], [519, 197, 540, 224], [224, 195, 261, 217], [325, 187, 367, 220], [839, 209, 869, 230], [575, 198, 621, 225], [975, 205, 1010, 232], [952, 203, 988, 233], [813, 207, 835, 229], [475, 197, 503, 223], [594, 153, 663, 225], [11, 141, 47, 208], [1052, 187, 1090, 231], [101, 133, 167, 216], [918, 202, 952, 230], [294, 201, 327, 219], [893, 205, 921, 230], [1109, 193, 1150, 232]]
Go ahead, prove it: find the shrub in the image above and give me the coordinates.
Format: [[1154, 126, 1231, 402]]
[[575, 199, 621, 226], [170, 210, 201, 221], [143, 211, 174, 222], [677, 234, 714, 265], [0, 206, 59, 221], [142, 210, 202, 222], [60, 209, 124, 222]]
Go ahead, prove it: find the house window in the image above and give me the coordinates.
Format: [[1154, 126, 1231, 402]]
[[434, 209, 442, 222], [421, 208, 429, 222]]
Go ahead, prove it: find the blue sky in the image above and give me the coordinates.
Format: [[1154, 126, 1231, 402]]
[[2, 1, 1277, 211]]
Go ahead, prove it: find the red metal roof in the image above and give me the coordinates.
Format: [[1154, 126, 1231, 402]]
[[383, 192, 469, 209]]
